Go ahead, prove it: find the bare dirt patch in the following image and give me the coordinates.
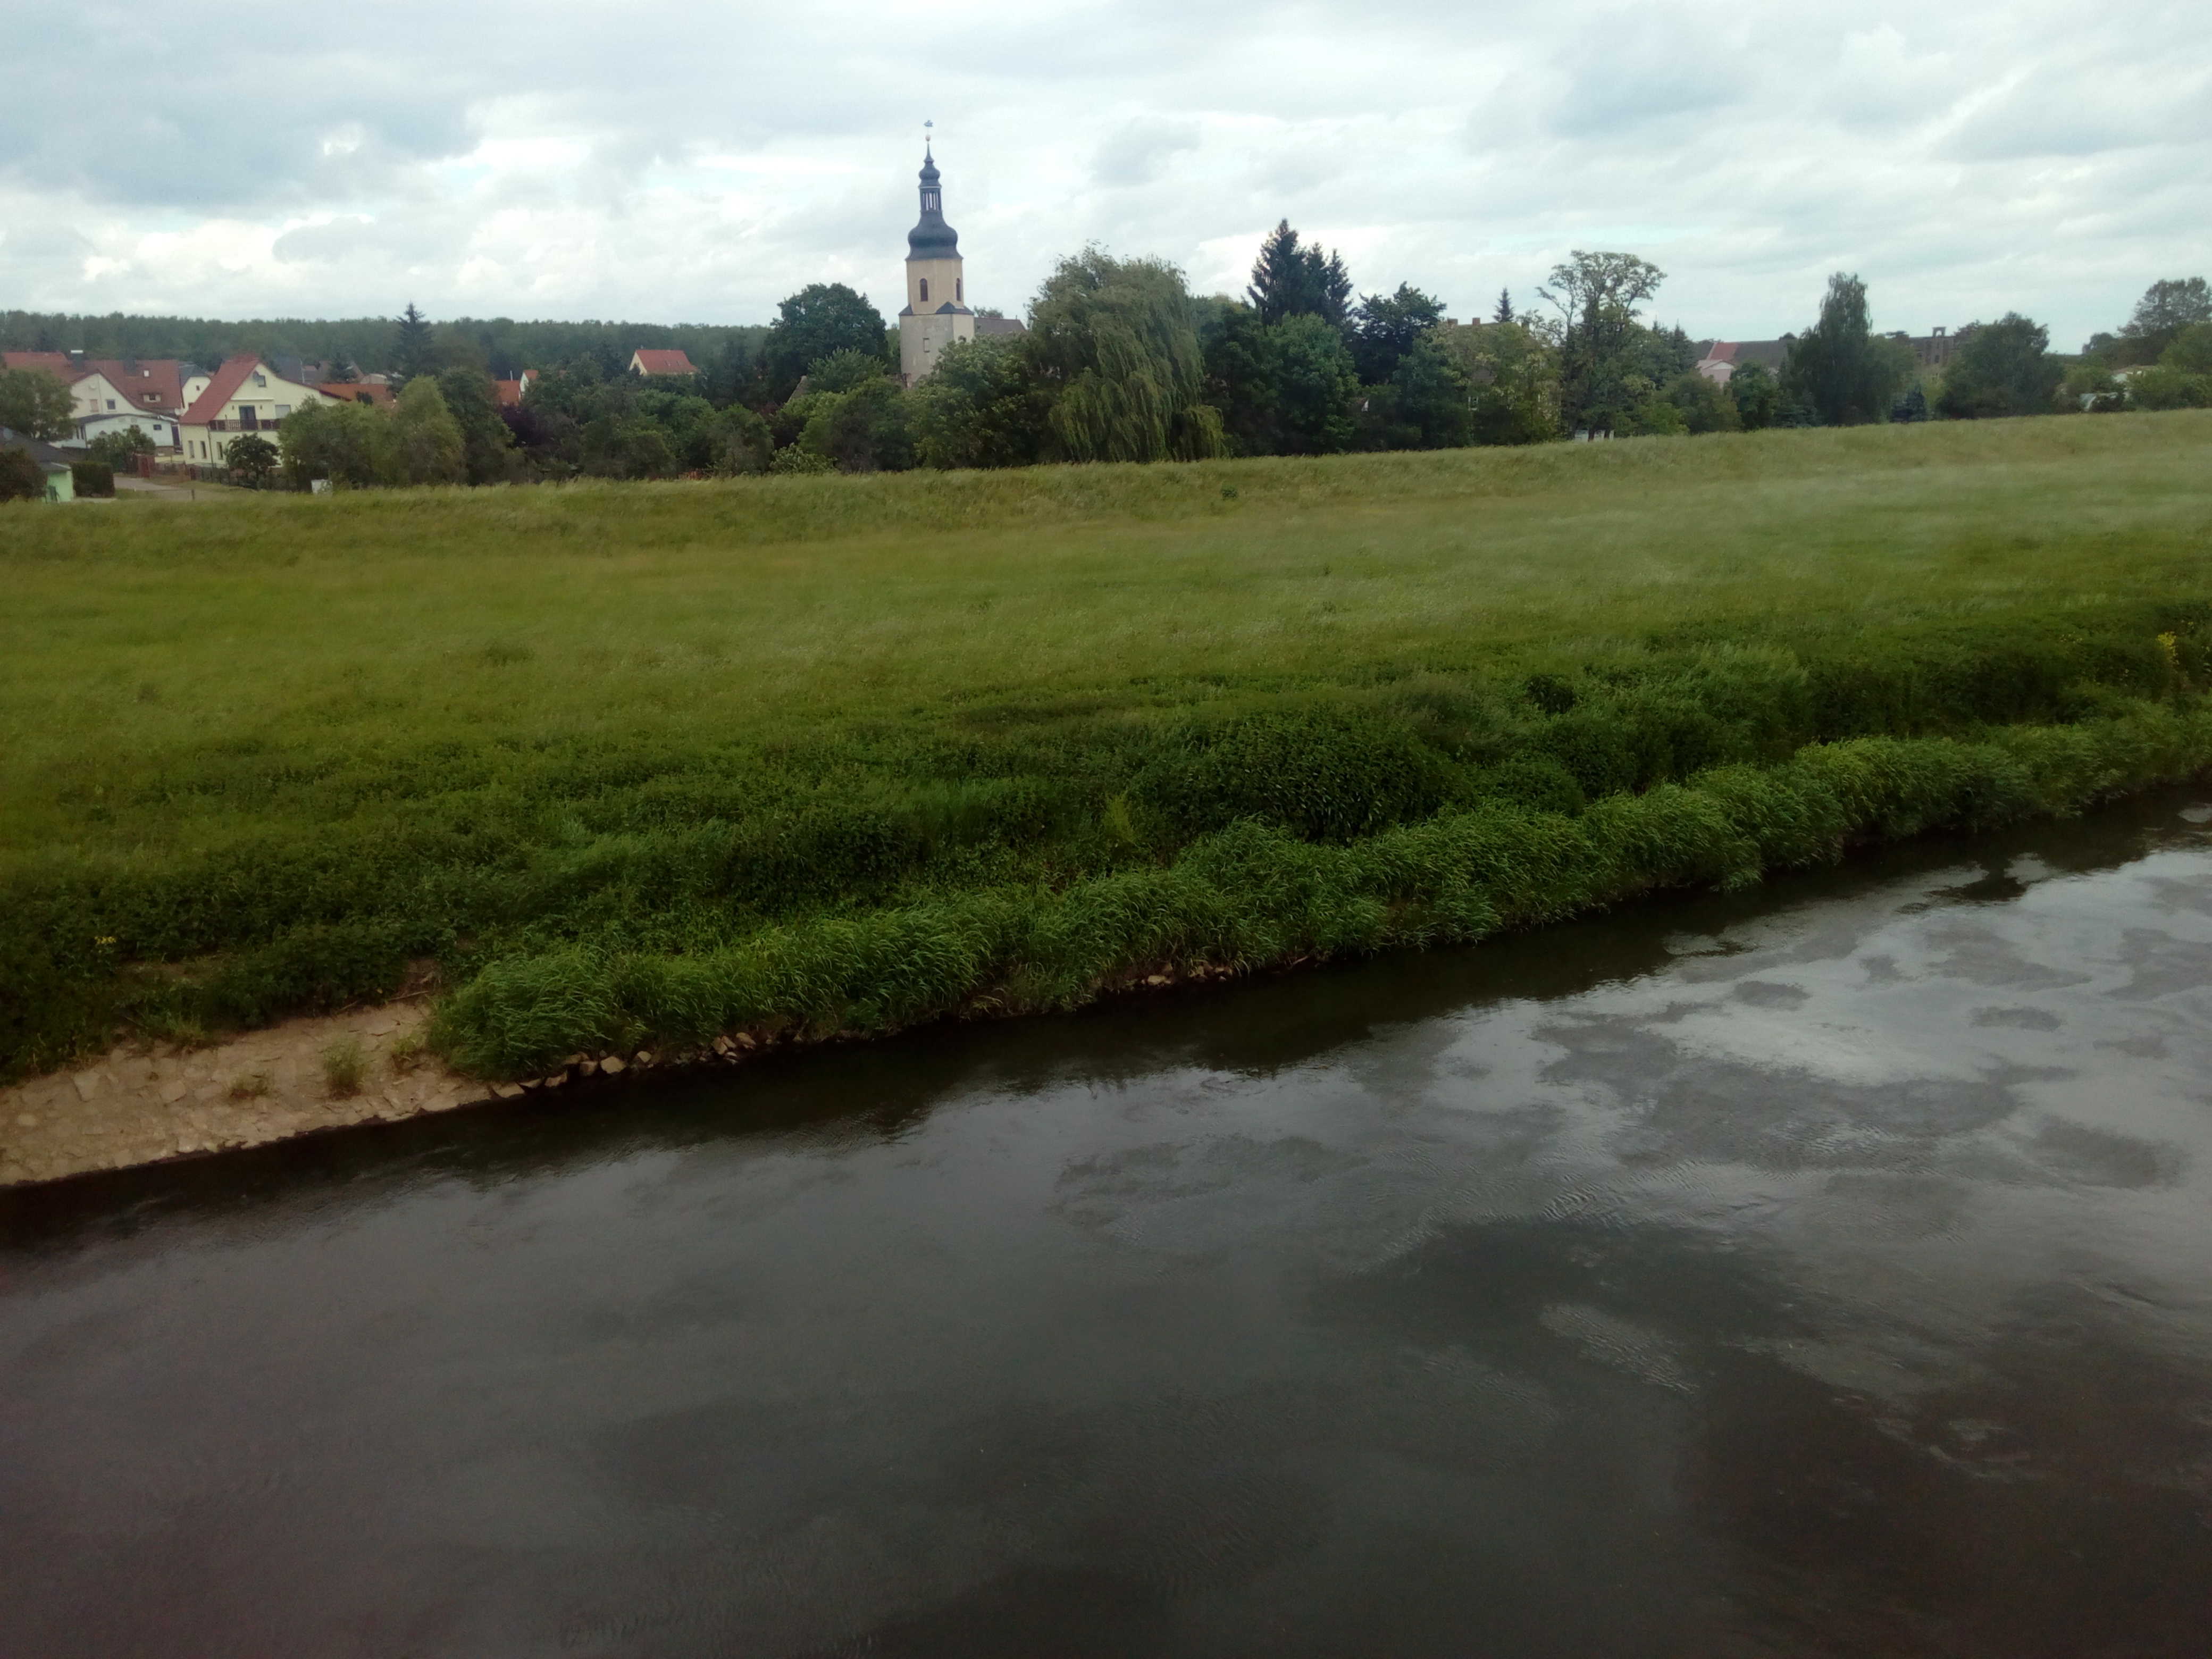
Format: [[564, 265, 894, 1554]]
[[0, 1004, 490, 1186]]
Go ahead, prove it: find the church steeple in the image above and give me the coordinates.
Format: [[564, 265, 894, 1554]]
[[907, 142, 960, 259], [899, 130, 973, 383]]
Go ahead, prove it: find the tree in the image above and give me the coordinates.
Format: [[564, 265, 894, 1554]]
[[1350, 283, 1447, 382], [2126, 322, 2212, 410], [86, 426, 154, 468], [798, 378, 916, 473], [1659, 371, 1740, 435], [1779, 274, 1912, 426], [1493, 289, 1515, 325], [764, 284, 890, 400], [1729, 361, 1780, 430], [1539, 250, 1666, 435], [1246, 221, 1353, 327], [280, 400, 393, 488], [0, 446, 45, 502], [807, 348, 891, 395], [391, 376, 465, 483], [435, 368, 519, 485], [703, 406, 774, 475], [910, 335, 1050, 470], [0, 367, 76, 439], [581, 414, 678, 479], [1028, 248, 1226, 463], [2118, 278, 2211, 363], [1891, 382, 1930, 423], [1265, 314, 1361, 454], [1386, 334, 1474, 448], [1432, 320, 1558, 446], [392, 303, 435, 384], [225, 433, 280, 488], [1936, 315, 2062, 419]]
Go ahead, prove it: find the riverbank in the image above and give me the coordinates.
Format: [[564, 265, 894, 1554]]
[[0, 1001, 473, 1186], [5, 413, 2210, 1097]]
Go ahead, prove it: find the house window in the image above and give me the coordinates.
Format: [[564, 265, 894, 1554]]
[[956, 279, 962, 303], [919, 278, 929, 302], [275, 405, 291, 418], [239, 407, 259, 431], [106, 399, 116, 409], [252, 372, 267, 387]]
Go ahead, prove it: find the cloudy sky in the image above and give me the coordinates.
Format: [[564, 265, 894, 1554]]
[[5, 0, 2206, 348]]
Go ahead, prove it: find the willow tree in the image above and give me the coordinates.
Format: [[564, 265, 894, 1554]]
[[1027, 249, 1225, 464]]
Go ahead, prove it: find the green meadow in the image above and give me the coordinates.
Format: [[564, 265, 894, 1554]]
[[5, 412, 2210, 1080]]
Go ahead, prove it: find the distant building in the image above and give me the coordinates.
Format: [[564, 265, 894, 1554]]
[[3, 351, 189, 448], [975, 313, 1027, 340], [176, 355, 341, 465], [899, 143, 974, 383], [629, 349, 697, 378], [317, 381, 393, 408], [1689, 339, 1792, 386], [1902, 326, 1977, 370], [492, 371, 535, 408]]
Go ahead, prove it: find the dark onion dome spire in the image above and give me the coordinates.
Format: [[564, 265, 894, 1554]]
[[907, 142, 960, 259]]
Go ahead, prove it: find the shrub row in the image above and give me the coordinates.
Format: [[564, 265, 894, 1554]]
[[431, 700, 2212, 1077]]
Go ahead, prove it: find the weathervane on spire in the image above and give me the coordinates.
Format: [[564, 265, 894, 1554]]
[[924, 119, 933, 158]]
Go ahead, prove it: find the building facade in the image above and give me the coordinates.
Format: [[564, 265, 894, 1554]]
[[177, 355, 340, 465], [899, 145, 974, 383]]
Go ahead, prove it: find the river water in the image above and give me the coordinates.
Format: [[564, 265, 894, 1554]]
[[6, 794, 2212, 1656]]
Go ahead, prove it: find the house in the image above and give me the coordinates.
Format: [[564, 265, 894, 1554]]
[[1689, 339, 1791, 386], [492, 370, 535, 408], [175, 355, 341, 466], [3, 351, 189, 447], [1, 434, 82, 500], [975, 314, 1028, 339], [317, 381, 394, 408], [629, 349, 697, 378]]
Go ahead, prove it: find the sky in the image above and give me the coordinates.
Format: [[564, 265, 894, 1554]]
[[4, 0, 2207, 350]]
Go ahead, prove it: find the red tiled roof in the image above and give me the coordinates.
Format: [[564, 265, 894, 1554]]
[[317, 382, 392, 406], [179, 355, 267, 425], [493, 379, 525, 407], [87, 359, 187, 412], [4, 353, 188, 410], [630, 349, 696, 375]]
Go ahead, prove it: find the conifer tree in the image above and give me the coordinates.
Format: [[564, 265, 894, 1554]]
[[392, 302, 435, 384], [1494, 288, 1514, 325]]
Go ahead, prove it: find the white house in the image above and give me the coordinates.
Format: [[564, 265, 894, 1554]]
[[2, 353, 188, 448], [176, 355, 340, 466]]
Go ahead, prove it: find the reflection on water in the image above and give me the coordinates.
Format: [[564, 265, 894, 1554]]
[[6, 793, 2212, 1657]]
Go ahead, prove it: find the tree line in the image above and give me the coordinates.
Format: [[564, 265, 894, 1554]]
[[17, 237, 2202, 493]]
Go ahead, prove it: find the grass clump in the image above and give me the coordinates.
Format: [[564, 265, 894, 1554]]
[[321, 1036, 365, 1097], [2, 414, 2210, 1080]]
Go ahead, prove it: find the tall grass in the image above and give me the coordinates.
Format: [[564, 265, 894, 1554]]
[[3, 413, 2209, 1078]]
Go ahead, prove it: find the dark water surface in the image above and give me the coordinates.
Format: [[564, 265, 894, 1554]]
[[9, 796, 2212, 1657]]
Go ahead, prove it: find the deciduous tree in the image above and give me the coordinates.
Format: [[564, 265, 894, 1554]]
[[1029, 248, 1225, 463], [1540, 250, 1665, 436], [1781, 274, 1912, 426], [765, 285, 890, 400], [0, 367, 76, 439], [1350, 283, 1447, 382], [1935, 315, 2062, 419]]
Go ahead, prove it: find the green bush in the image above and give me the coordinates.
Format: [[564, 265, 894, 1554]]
[[70, 460, 116, 498]]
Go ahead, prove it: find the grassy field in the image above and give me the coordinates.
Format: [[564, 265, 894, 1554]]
[[5, 413, 2210, 1078]]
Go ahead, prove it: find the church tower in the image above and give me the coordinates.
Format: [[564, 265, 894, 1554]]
[[899, 141, 974, 383]]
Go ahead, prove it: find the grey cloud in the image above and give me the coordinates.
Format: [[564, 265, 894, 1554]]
[[1092, 118, 1202, 188]]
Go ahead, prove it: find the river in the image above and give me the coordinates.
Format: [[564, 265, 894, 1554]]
[[5, 792, 2212, 1656]]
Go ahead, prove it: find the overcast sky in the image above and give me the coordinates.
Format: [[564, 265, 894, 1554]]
[[4, 1, 2206, 348]]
